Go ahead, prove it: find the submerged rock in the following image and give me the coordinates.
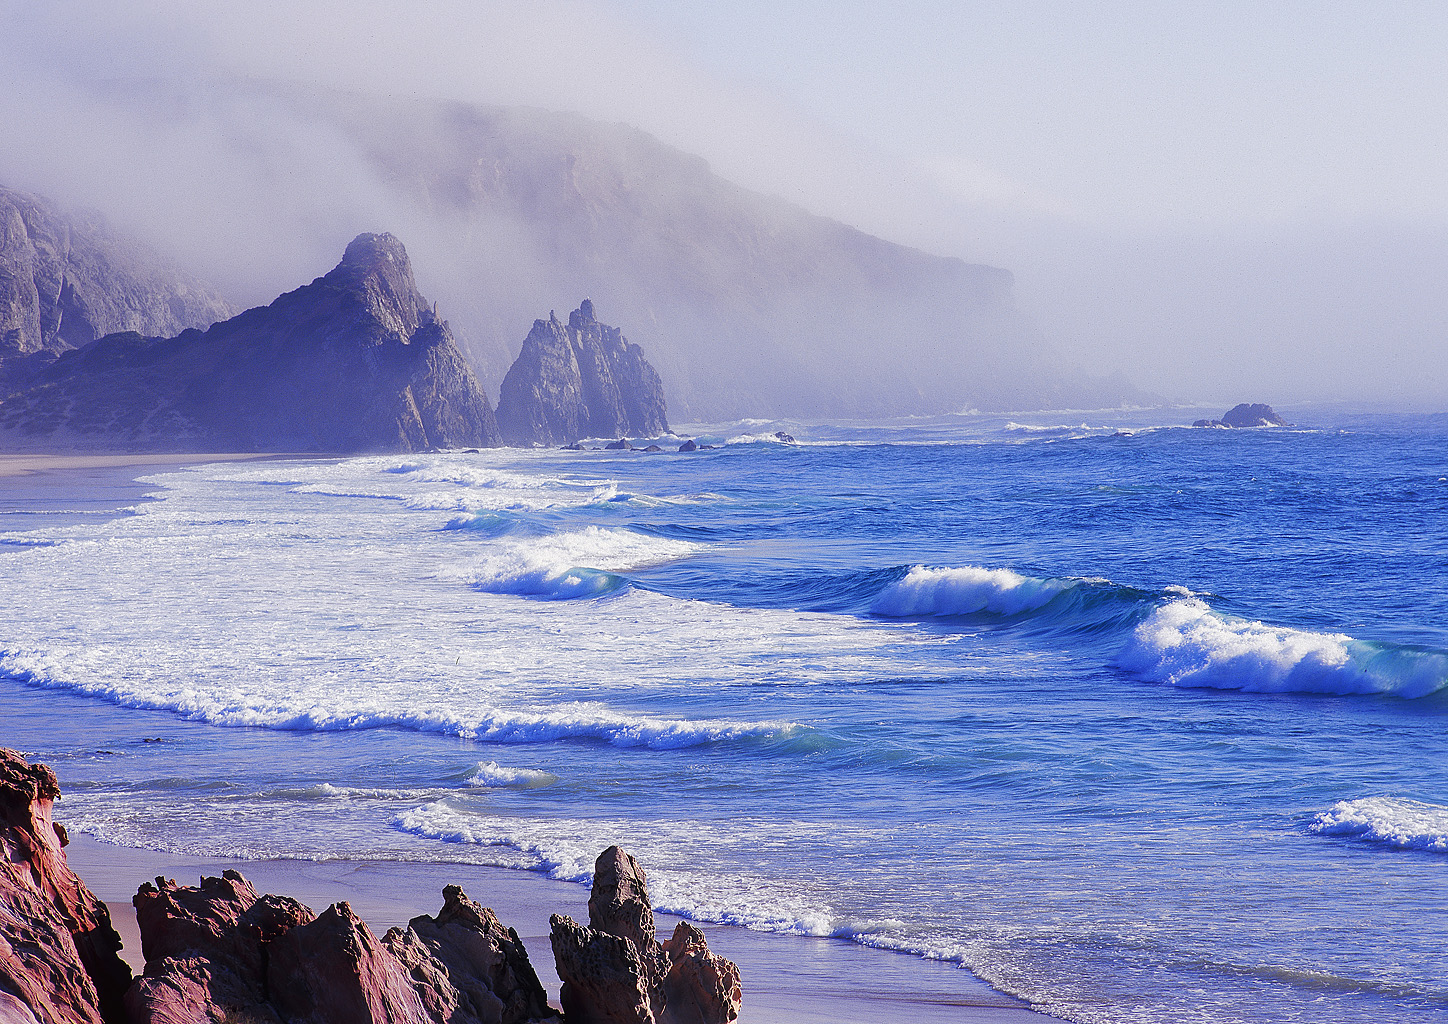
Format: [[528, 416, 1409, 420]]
[[0, 232, 501, 453], [550, 846, 740, 1024], [0, 748, 132, 1024], [495, 300, 668, 447]]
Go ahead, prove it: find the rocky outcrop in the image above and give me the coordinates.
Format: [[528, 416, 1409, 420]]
[[0, 233, 501, 453], [0, 749, 131, 1024], [128, 873, 557, 1024], [382, 885, 554, 1024], [1193, 403, 1289, 428], [495, 301, 668, 446], [550, 847, 740, 1024], [0, 185, 233, 392]]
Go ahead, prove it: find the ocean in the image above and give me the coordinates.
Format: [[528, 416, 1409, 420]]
[[2, 409, 1445, 1023]]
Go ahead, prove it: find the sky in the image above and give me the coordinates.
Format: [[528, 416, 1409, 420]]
[[2, 0, 1445, 407]]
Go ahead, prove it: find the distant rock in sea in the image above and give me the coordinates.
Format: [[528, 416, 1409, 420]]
[[0, 233, 502, 452], [0, 183, 234, 392], [495, 299, 669, 446], [1193, 403, 1289, 429]]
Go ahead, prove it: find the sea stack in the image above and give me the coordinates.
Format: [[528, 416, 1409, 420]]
[[495, 300, 668, 446], [0, 232, 502, 453]]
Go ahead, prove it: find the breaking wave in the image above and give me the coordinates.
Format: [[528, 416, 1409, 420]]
[[0, 653, 795, 748], [864, 564, 1446, 698], [1309, 797, 1448, 853], [467, 526, 701, 600], [1119, 599, 1448, 698], [465, 761, 557, 788], [871, 565, 1081, 617]]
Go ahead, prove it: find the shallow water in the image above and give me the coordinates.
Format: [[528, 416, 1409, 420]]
[[3, 408, 1446, 1023]]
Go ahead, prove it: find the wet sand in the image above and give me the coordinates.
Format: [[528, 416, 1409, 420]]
[[69, 837, 1053, 1023]]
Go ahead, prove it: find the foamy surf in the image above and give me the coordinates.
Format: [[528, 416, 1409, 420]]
[[465, 526, 702, 599], [1309, 797, 1448, 853], [1119, 599, 1448, 698]]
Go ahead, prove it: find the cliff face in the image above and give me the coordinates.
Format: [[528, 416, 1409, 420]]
[[0, 185, 233, 389], [0, 749, 132, 1024], [0, 233, 502, 453], [495, 299, 668, 445]]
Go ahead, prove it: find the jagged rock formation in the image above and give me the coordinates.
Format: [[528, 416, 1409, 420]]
[[0, 233, 501, 452], [495, 301, 668, 446], [0, 749, 131, 1024], [128, 872, 557, 1024], [0, 185, 233, 393], [550, 847, 741, 1024], [1193, 403, 1289, 428]]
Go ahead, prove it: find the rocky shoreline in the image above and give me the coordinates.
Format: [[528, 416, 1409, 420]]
[[0, 748, 740, 1024]]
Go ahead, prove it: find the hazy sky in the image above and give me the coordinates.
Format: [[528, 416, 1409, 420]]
[[3, 0, 1445, 407]]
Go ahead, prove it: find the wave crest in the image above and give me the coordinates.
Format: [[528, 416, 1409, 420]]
[[1119, 599, 1448, 698], [467, 527, 700, 600], [870, 565, 1077, 618], [1309, 797, 1448, 852]]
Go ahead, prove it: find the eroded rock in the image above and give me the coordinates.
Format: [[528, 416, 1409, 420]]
[[0, 748, 131, 1024], [551, 847, 740, 1024], [495, 301, 669, 447], [127, 873, 558, 1024]]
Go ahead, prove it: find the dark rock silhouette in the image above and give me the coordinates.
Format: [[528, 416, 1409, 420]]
[[0, 233, 501, 453], [678, 439, 698, 452], [0, 184, 234, 394], [550, 846, 741, 1024], [495, 300, 668, 446], [0, 748, 132, 1024], [1193, 403, 1288, 429]]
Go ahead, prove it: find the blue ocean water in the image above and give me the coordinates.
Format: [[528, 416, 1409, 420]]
[[2, 409, 1446, 1023]]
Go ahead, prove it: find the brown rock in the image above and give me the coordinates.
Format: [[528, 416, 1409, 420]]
[[549, 915, 660, 1024], [391, 885, 553, 1024], [588, 847, 655, 952], [267, 902, 432, 1024], [659, 924, 741, 1024], [551, 848, 739, 1024], [0, 748, 131, 1024]]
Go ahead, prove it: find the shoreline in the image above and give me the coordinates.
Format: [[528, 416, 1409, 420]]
[[10, 453, 1056, 1022], [67, 835, 1053, 1024]]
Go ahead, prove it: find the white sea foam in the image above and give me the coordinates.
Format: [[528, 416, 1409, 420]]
[[392, 803, 884, 939], [466, 526, 701, 599], [870, 565, 1075, 617], [1118, 599, 1448, 697], [465, 761, 557, 788], [1309, 797, 1448, 852]]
